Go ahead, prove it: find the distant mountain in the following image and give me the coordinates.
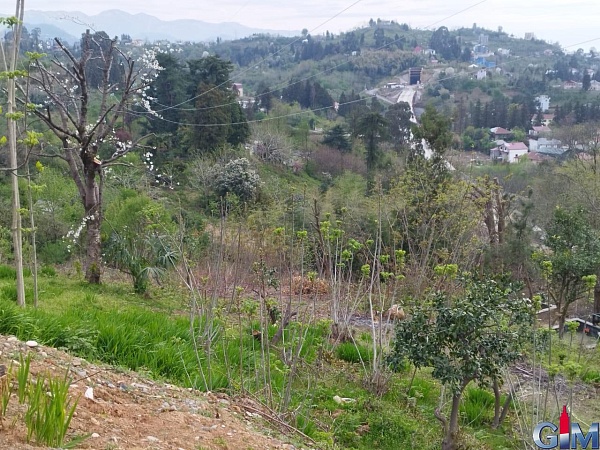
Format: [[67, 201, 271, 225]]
[[13, 9, 298, 44]]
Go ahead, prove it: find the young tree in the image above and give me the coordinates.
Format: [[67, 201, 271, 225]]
[[1, 2, 26, 306], [389, 274, 533, 450], [321, 124, 351, 153], [385, 101, 413, 151], [27, 33, 162, 283], [539, 206, 600, 337], [357, 112, 388, 172]]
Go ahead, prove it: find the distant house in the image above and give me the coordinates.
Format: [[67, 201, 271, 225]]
[[497, 48, 511, 56], [490, 141, 528, 163], [490, 127, 512, 140], [531, 114, 554, 127], [590, 80, 600, 91], [563, 81, 582, 90], [524, 32, 535, 40], [423, 48, 436, 56], [529, 125, 552, 137], [476, 68, 487, 80], [530, 138, 565, 156], [526, 151, 549, 164], [232, 83, 244, 97], [413, 46, 423, 54], [535, 95, 551, 112]]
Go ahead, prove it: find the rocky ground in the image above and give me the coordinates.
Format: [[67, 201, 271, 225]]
[[0, 335, 312, 450]]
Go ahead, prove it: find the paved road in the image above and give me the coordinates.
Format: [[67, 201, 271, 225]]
[[396, 85, 453, 169]]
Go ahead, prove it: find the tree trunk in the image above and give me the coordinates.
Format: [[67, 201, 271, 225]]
[[6, 0, 26, 307], [83, 165, 102, 284], [440, 392, 463, 450], [594, 277, 600, 316], [492, 377, 512, 428]]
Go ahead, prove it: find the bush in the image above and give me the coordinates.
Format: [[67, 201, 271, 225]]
[[335, 342, 372, 363], [38, 241, 70, 265], [0, 265, 16, 279], [40, 265, 57, 277], [460, 387, 495, 426], [213, 158, 261, 202]]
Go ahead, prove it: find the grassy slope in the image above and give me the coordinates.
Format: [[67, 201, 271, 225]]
[[0, 269, 523, 449]]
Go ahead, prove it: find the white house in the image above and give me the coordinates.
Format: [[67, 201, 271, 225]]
[[490, 142, 528, 163], [476, 68, 487, 80], [535, 95, 551, 112]]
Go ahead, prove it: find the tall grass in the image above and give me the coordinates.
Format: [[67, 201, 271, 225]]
[[24, 370, 83, 447]]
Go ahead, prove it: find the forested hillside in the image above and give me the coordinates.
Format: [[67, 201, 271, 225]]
[[2, 10, 600, 449]]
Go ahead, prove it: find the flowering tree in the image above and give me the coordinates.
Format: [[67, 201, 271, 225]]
[[26, 32, 162, 283]]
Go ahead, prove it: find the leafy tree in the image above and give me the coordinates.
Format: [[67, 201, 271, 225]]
[[103, 192, 178, 294], [411, 104, 452, 175], [322, 124, 351, 153], [145, 53, 187, 136], [385, 101, 413, 150], [356, 112, 388, 171], [185, 56, 250, 153], [389, 275, 533, 450], [583, 71, 591, 91], [429, 26, 460, 60], [539, 206, 600, 337]]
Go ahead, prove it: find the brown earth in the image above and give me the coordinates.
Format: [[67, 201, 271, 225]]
[[0, 335, 312, 450]]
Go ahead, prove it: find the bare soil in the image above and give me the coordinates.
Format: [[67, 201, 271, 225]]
[[0, 335, 309, 450]]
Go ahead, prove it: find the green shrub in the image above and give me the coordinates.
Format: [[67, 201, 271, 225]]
[[0, 265, 16, 279], [38, 241, 70, 265], [40, 265, 57, 277], [581, 370, 600, 384], [336, 342, 372, 363], [460, 387, 495, 426]]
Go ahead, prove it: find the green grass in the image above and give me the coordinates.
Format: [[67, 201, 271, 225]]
[[0, 273, 521, 450]]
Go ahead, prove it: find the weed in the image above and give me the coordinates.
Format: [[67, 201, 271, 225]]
[[0, 363, 10, 418], [16, 353, 32, 404], [24, 370, 85, 447], [40, 265, 57, 277], [460, 387, 495, 426], [0, 265, 16, 279], [336, 342, 372, 363]]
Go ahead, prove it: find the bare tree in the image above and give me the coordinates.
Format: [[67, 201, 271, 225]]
[[26, 31, 160, 283]]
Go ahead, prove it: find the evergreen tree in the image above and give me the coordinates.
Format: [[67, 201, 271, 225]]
[[322, 124, 352, 153]]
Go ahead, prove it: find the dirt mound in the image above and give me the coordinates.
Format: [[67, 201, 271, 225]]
[[0, 335, 309, 450]]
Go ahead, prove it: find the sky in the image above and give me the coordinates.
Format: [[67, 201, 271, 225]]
[[4, 0, 599, 51]]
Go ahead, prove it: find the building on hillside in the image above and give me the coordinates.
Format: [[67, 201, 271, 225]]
[[490, 127, 512, 140], [232, 83, 244, 97], [490, 141, 528, 163], [563, 80, 582, 90], [409, 67, 422, 85], [529, 138, 565, 156], [479, 34, 489, 45], [497, 48, 511, 56], [476, 69, 487, 80], [531, 114, 554, 126], [529, 125, 552, 137], [535, 95, 551, 112], [524, 32, 535, 40]]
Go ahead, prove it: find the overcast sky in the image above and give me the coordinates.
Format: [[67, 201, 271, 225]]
[[4, 0, 599, 51]]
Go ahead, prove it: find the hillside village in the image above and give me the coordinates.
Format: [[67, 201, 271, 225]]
[[2, 8, 600, 450]]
